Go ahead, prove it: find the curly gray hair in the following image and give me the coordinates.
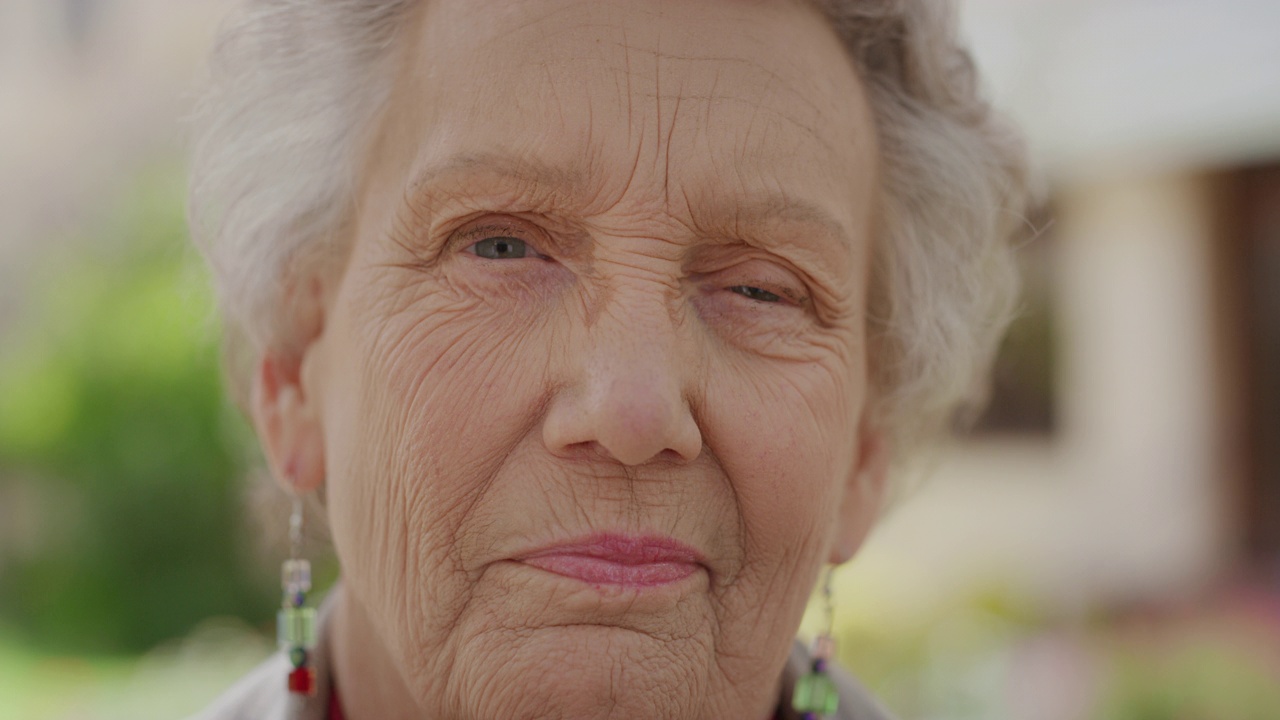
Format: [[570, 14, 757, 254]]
[[188, 0, 1031, 469]]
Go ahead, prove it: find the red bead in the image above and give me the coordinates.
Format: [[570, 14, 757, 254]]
[[288, 667, 316, 695]]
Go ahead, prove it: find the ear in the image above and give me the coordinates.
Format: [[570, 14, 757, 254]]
[[828, 414, 890, 565], [250, 345, 327, 495]]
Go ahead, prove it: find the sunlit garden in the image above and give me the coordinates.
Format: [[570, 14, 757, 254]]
[[0, 167, 275, 718]]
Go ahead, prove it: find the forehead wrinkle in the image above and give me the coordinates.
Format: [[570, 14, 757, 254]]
[[624, 47, 828, 128], [589, 41, 836, 159], [625, 89, 836, 166]]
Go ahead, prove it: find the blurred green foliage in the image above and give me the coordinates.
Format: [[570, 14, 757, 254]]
[[0, 165, 275, 654], [1096, 622, 1280, 720], [831, 580, 1280, 720]]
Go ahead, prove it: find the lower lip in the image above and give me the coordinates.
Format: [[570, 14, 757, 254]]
[[520, 554, 700, 587]]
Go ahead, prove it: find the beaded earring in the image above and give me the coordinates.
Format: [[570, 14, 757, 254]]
[[279, 494, 317, 695], [792, 565, 840, 719]]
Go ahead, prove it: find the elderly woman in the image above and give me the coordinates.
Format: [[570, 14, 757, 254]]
[[188, 0, 1027, 718]]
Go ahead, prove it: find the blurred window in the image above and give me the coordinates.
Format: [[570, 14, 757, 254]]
[[1231, 164, 1280, 573]]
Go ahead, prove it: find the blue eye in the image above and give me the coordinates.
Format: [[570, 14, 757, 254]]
[[729, 285, 783, 303], [471, 236, 529, 259]]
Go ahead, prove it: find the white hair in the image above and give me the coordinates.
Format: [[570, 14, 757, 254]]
[[189, 0, 1031, 467]]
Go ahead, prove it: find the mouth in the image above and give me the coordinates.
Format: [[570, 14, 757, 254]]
[[513, 533, 706, 588]]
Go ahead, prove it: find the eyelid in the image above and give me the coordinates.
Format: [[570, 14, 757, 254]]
[[733, 283, 808, 307], [452, 217, 547, 256], [457, 222, 527, 243], [711, 261, 811, 306]]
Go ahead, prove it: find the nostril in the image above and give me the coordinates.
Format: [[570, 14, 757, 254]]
[[653, 446, 699, 465], [558, 440, 617, 463]]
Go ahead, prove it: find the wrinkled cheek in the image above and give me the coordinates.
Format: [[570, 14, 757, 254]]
[[705, 357, 853, 591], [730, 362, 849, 508], [324, 288, 553, 659]]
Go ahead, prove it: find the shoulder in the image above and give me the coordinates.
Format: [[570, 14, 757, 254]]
[[185, 653, 291, 720], [784, 641, 897, 720], [827, 660, 896, 720], [189, 588, 340, 720]]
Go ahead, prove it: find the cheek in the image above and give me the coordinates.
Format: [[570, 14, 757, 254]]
[[320, 262, 557, 645], [691, 349, 862, 665], [704, 352, 860, 567]]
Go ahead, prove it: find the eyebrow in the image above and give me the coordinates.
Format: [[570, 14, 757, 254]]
[[700, 193, 854, 251], [405, 151, 854, 251], [407, 151, 589, 205]]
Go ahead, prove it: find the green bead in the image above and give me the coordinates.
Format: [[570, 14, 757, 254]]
[[277, 607, 317, 649], [792, 671, 840, 716], [289, 647, 308, 668]]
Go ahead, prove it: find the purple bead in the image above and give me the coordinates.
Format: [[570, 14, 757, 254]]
[[813, 658, 827, 673]]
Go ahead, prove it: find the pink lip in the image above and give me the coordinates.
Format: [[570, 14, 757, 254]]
[[515, 534, 705, 588]]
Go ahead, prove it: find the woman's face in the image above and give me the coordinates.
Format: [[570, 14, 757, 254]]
[[278, 0, 885, 717]]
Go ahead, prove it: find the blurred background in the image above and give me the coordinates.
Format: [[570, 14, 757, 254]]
[[1, 0, 1277, 718]]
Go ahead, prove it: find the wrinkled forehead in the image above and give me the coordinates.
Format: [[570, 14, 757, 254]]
[[369, 0, 877, 233]]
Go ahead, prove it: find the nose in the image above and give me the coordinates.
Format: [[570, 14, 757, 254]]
[[542, 294, 703, 466]]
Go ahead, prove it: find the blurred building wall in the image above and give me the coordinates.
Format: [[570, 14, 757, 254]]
[[844, 0, 1280, 618]]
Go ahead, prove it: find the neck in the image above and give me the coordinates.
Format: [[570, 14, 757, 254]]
[[331, 590, 423, 720]]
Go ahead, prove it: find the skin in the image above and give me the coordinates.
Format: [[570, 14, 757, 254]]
[[252, 0, 888, 718]]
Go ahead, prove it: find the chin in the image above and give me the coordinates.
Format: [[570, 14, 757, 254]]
[[433, 623, 717, 720]]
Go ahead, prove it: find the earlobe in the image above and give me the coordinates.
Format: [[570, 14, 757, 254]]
[[251, 351, 326, 494], [828, 422, 889, 565]]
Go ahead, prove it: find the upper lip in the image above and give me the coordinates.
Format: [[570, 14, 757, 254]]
[[513, 533, 706, 566]]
